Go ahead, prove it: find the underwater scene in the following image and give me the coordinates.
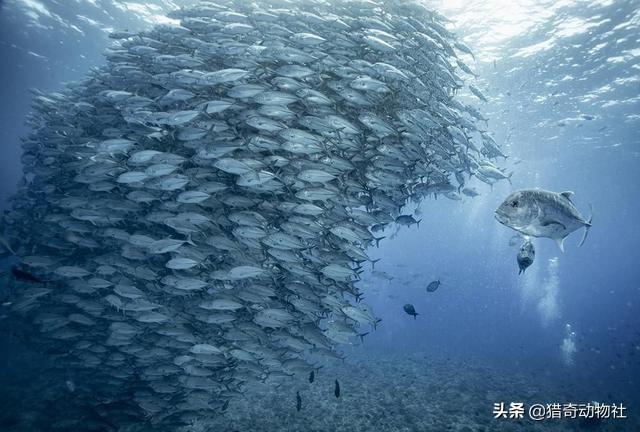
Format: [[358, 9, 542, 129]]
[[0, 0, 639, 431]]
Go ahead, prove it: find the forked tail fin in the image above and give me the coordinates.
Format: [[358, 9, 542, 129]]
[[579, 204, 593, 247]]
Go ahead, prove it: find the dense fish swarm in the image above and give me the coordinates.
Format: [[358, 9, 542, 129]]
[[3, 0, 505, 428]]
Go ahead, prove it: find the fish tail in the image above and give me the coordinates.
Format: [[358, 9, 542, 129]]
[[371, 258, 381, 270], [417, 219, 422, 228], [374, 236, 385, 248], [579, 204, 593, 247]]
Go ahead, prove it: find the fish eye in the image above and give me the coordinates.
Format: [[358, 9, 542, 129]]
[[511, 200, 519, 208]]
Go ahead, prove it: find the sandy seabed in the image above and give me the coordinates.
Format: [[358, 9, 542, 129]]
[[203, 351, 637, 432], [1, 347, 636, 432]]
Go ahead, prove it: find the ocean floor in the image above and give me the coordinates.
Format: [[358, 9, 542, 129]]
[[1, 346, 637, 431], [199, 350, 637, 432]]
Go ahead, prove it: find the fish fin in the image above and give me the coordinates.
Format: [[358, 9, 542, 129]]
[[555, 236, 566, 253], [541, 220, 567, 230], [579, 205, 593, 247], [507, 171, 513, 185], [560, 191, 574, 202]]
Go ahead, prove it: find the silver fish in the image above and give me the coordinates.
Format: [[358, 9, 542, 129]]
[[495, 189, 592, 252]]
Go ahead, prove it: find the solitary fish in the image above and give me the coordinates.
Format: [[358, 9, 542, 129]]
[[426, 280, 440, 292], [517, 240, 535, 274], [334, 379, 340, 398], [403, 304, 418, 319], [296, 391, 302, 411], [309, 370, 315, 384], [495, 189, 592, 252]]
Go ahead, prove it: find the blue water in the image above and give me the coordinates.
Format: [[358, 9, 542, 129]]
[[1, 0, 639, 430]]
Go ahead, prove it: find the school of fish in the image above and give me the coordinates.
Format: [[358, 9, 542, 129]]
[[0, 0, 507, 428]]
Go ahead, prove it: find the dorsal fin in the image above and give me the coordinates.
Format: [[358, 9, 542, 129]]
[[560, 191, 574, 201]]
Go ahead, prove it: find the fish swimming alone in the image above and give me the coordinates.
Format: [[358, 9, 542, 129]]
[[403, 304, 419, 319], [296, 391, 302, 412], [495, 189, 592, 252], [334, 379, 341, 398], [517, 240, 535, 274], [426, 280, 441, 293]]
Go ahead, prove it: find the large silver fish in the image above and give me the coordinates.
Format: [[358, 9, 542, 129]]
[[495, 189, 592, 252]]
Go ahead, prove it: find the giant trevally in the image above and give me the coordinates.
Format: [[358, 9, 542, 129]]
[[495, 189, 592, 252]]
